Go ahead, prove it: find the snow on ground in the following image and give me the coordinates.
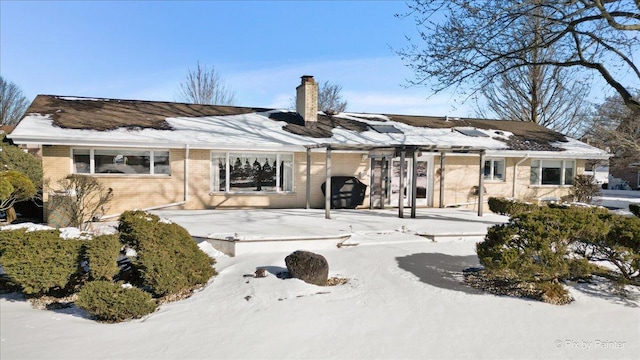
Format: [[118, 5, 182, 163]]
[[593, 189, 640, 215], [1, 207, 639, 359]]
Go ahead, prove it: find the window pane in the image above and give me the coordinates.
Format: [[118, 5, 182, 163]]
[[494, 160, 505, 181], [564, 161, 574, 185], [280, 154, 293, 192], [229, 153, 277, 192], [95, 150, 150, 174], [542, 165, 562, 185], [153, 151, 170, 175], [211, 153, 225, 192], [530, 160, 540, 185], [483, 160, 492, 180], [72, 149, 90, 174]]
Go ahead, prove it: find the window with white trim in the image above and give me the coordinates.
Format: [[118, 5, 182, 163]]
[[530, 159, 574, 186], [211, 152, 293, 193], [71, 149, 170, 175], [484, 158, 505, 181]]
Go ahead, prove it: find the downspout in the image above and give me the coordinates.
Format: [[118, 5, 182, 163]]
[[512, 155, 529, 198], [99, 145, 190, 220]]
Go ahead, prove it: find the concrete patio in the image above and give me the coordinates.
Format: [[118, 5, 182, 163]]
[[152, 208, 509, 256]]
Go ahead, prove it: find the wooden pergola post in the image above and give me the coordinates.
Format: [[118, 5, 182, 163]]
[[306, 147, 311, 209], [398, 150, 405, 218], [439, 152, 446, 208], [478, 150, 485, 216], [411, 149, 418, 218], [325, 147, 332, 219]]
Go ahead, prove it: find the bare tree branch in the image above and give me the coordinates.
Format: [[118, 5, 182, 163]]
[[178, 61, 237, 105], [0, 76, 29, 126], [397, 0, 640, 112], [318, 81, 348, 113]]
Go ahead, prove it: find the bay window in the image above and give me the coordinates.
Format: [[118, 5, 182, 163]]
[[71, 149, 170, 175], [211, 152, 293, 193], [530, 159, 574, 186]]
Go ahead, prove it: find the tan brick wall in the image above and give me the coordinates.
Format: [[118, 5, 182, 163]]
[[43, 146, 186, 220], [186, 150, 370, 209], [42, 145, 587, 221], [432, 155, 586, 210]]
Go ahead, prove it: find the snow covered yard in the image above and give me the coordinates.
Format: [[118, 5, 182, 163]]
[[1, 231, 638, 359]]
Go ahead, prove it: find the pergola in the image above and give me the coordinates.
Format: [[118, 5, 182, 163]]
[[304, 144, 489, 219]]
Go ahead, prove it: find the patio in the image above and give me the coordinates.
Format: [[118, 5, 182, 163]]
[[152, 208, 509, 256]]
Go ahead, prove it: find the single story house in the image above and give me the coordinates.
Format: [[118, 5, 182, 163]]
[[9, 75, 609, 224]]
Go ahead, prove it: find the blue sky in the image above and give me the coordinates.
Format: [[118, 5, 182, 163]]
[[0, 0, 472, 116]]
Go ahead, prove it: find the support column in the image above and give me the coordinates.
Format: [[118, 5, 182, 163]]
[[439, 152, 446, 208], [478, 151, 485, 216], [398, 150, 405, 218], [306, 148, 311, 209], [381, 157, 387, 210], [325, 148, 332, 219], [411, 150, 418, 218]]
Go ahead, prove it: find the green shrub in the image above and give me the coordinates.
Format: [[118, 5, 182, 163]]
[[478, 209, 572, 281], [83, 235, 121, 281], [487, 197, 537, 216], [630, 203, 640, 218], [118, 210, 216, 297], [0, 229, 83, 296], [75, 281, 157, 322]]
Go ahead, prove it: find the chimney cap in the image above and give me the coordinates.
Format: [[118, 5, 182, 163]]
[[300, 75, 315, 84]]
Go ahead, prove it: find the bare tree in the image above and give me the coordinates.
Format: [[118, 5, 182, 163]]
[[473, 11, 592, 136], [49, 175, 113, 231], [0, 76, 29, 126], [584, 93, 640, 160], [318, 81, 348, 113], [178, 62, 237, 105], [397, 1, 640, 112]]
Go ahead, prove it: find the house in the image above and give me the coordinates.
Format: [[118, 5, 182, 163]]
[[8, 75, 610, 225]]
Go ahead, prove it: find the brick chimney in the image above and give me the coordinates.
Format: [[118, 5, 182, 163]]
[[296, 75, 318, 127]]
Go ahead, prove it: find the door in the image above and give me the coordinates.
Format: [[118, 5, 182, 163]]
[[370, 155, 433, 208]]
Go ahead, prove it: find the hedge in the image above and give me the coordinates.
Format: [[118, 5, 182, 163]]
[[118, 210, 216, 297]]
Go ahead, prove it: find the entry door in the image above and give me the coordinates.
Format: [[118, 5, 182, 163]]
[[370, 156, 432, 208], [390, 158, 410, 207]]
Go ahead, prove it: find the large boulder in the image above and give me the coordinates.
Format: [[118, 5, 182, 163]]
[[285, 250, 329, 286]]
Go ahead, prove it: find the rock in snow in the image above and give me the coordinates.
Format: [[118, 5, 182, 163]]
[[285, 250, 329, 286]]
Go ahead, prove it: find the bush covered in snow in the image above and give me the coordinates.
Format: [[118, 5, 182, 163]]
[[487, 197, 537, 216], [0, 229, 84, 296], [76, 281, 157, 322], [118, 210, 216, 297], [82, 234, 121, 281]]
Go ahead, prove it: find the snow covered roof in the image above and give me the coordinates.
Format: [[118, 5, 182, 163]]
[[9, 95, 609, 158]]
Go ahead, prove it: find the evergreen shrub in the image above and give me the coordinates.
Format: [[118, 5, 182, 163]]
[[487, 197, 537, 216], [0, 229, 83, 296], [76, 281, 156, 322], [630, 203, 640, 218], [83, 234, 121, 281], [118, 210, 216, 297]]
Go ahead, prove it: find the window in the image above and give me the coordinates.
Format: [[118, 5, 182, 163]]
[[484, 158, 505, 181], [211, 152, 293, 193], [71, 149, 170, 175], [530, 160, 574, 186]]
